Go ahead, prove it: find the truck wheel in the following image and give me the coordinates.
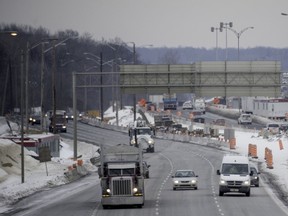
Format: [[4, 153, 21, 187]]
[[150, 147, 154, 153], [219, 191, 224, 196], [102, 205, 109, 209]]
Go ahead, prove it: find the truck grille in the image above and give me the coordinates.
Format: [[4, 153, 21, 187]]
[[227, 181, 242, 186], [112, 178, 132, 196]]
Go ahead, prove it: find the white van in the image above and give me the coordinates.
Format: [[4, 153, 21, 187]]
[[217, 155, 252, 196]]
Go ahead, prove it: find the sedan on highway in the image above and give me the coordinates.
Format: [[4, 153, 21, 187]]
[[250, 165, 260, 187], [172, 170, 198, 190]]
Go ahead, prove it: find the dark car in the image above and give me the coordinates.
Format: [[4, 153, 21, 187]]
[[29, 115, 41, 125], [280, 123, 288, 132], [214, 119, 225, 126], [193, 117, 205, 123], [250, 165, 260, 187]]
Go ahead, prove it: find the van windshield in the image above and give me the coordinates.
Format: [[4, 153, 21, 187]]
[[222, 164, 248, 175]]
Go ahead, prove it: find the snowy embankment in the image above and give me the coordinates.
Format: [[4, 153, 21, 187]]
[[0, 117, 99, 212]]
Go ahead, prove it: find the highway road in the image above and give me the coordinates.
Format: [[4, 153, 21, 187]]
[[7, 121, 288, 216]]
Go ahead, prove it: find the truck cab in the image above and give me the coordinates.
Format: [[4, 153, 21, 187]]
[[129, 120, 155, 152]]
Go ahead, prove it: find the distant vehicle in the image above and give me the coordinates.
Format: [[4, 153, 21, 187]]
[[217, 155, 252, 196], [129, 119, 155, 152], [238, 113, 252, 124], [143, 161, 150, 178], [266, 123, 280, 134], [182, 101, 193, 110], [47, 110, 67, 133], [163, 93, 177, 110], [193, 117, 205, 123], [66, 113, 74, 120], [29, 114, 41, 125], [279, 123, 288, 132], [214, 119, 225, 126], [250, 165, 260, 187], [172, 170, 198, 190], [154, 114, 173, 128], [194, 98, 206, 114], [146, 102, 157, 111]]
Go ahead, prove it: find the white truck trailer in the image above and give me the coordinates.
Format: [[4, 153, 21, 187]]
[[98, 144, 145, 209]]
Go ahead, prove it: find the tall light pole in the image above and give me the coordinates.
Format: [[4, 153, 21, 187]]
[[227, 26, 254, 60], [0, 31, 18, 116], [211, 27, 222, 60], [220, 22, 233, 60]]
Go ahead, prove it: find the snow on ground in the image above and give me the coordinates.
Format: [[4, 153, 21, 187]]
[[0, 106, 288, 213]]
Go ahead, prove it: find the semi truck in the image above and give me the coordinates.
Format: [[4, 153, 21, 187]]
[[98, 144, 145, 209], [128, 119, 155, 153], [154, 114, 173, 129], [47, 110, 67, 133], [163, 93, 177, 110]]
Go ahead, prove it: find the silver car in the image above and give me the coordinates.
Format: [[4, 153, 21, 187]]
[[172, 170, 198, 190]]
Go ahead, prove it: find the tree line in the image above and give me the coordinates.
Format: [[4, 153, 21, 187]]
[[0, 24, 136, 116]]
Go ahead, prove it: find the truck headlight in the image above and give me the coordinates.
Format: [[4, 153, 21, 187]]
[[131, 140, 136, 145], [133, 188, 138, 193], [174, 180, 179, 184], [191, 180, 197, 184], [106, 188, 111, 193], [148, 140, 154, 144], [243, 180, 250, 185], [62, 125, 66, 129], [220, 180, 226, 185]]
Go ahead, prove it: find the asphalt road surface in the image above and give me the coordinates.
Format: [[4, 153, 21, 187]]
[[6, 122, 288, 216]]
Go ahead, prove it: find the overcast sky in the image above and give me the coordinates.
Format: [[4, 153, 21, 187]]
[[1, 0, 288, 49]]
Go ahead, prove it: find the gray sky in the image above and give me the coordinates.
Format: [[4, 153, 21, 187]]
[[1, 0, 288, 48]]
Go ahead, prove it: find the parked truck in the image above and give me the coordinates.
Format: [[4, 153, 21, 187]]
[[98, 144, 145, 209], [128, 119, 155, 153]]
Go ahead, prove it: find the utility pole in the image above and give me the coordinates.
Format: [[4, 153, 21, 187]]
[[52, 39, 57, 133], [25, 42, 30, 133], [40, 42, 45, 132], [20, 49, 25, 183]]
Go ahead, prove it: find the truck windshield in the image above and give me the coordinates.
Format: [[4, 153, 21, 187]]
[[137, 128, 151, 135], [109, 168, 135, 176], [222, 164, 248, 175]]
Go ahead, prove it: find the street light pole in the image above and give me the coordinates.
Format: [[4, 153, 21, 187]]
[[211, 27, 222, 60], [100, 52, 104, 122], [220, 22, 233, 60], [226, 26, 254, 60], [126, 42, 137, 121], [20, 49, 25, 183]]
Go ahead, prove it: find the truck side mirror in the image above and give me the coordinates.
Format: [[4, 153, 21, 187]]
[[216, 170, 221, 175], [250, 170, 254, 176]]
